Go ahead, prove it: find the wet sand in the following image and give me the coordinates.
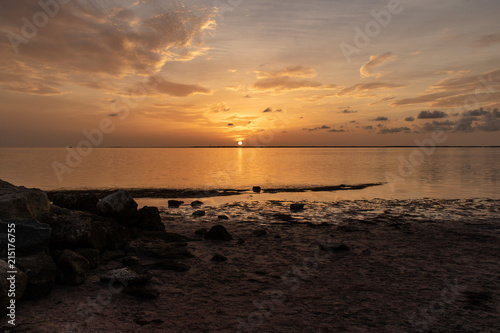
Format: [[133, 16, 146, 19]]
[[3, 198, 500, 332]]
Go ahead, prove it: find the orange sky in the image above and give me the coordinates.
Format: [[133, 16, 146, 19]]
[[1, 0, 499, 146]]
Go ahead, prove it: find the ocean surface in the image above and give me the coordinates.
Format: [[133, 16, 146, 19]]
[[0, 147, 499, 201]]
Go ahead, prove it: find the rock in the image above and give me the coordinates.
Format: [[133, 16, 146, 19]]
[[41, 213, 93, 249], [100, 250, 126, 263], [195, 228, 208, 236], [91, 217, 130, 251], [56, 250, 90, 286], [52, 193, 98, 212], [123, 285, 159, 299], [138, 206, 164, 231], [274, 213, 294, 222], [0, 260, 28, 310], [168, 200, 184, 208], [318, 243, 350, 253], [290, 203, 305, 211], [16, 252, 57, 299], [127, 237, 194, 259], [121, 255, 141, 267], [0, 219, 51, 255], [218, 215, 229, 220], [211, 254, 227, 262], [253, 229, 267, 237], [204, 225, 233, 241], [74, 248, 100, 269], [143, 260, 191, 272], [100, 267, 152, 286], [96, 190, 138, 226], [192, 210, 205, 217], [252, 186, 261, 193], [190, 200, 203, 208], [0, 180, 50, 220]]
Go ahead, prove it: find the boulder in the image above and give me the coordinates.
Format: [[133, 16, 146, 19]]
[[204, 225, 233, 241], [16, 252, 57, 299], [74, 248, 100, 269], [96, 191, 138, 226], [190, 200, 203, 208], [0, 260, 28, 310], [138, 206, 164, 231], [290, 203, 305, 211], [100, 267, 152, 286], [52, 193, 98, 212], [0, 219, 51, 255], [41, 213, 93, 249], [0, 180, 50, 219], [252, 186, 261, 193], [168, 200, 183, 208], [56, 250, 90, 286], [318, 243, 350, 253], [192, 210, 205, 217], [91, 218, 130, 251]]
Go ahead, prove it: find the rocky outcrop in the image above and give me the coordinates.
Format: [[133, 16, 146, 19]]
[[204, 225, 233, 241], [0, 219, 51, 255], [52, 193, 98, 212], [74, 248, 100, 269], [0, 180, 50, 219], [190, 200, 203, 208], [168, 200, 183, 208], [290, 203, 305, 211], [252, 186, 261, 193], [138, 206, 164, 231], [41, 213, 93, 249], [16, 252, 57, 299], [96, 191, 138, 226], [55, 250, 91, 286]]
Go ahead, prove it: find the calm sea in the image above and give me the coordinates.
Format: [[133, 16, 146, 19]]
[[0, 147, 499, 200]]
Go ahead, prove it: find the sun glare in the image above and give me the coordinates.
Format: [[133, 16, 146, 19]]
[[238, 141, 243, 146]]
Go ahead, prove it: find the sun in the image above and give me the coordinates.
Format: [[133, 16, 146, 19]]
[[237, 141, 243, 146]]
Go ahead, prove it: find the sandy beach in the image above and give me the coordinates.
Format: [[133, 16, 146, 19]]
[[3, 198, 499, 333]]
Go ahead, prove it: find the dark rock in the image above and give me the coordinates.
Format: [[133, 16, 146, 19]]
[[192, 210, 205, 217], [204, 225, 233, 241], [96, 191, 138, 226], [127, 237, 194, 259], [138, 206, 164, 231], [100, 250, 126, 263], [195, 228, 208, 236], [168, 200, 184, 208], [253, 229, 267, 237], [252, 186, 261, 193], [0, 260, 28, 310], [52, 193, 98, 212], [211, 254, 227, 262], [41, 213, 92, 249], [273, 213, 294, 221], [74, 248, 100, 269], [100, 267, 152, 286], [290, 203, 305, 211], [0, 180, 50, 219], [49, 204, 72, 215], [218, 215, 229, 220], [121, 255, 141, 267], [318, 243, 350, 253], [0, 219, 51, 255], [143, 260, 191, 272], [190, 200, 203, 208], [91, 217, 130, 251], [56, 250, 90, 286], [123, 285, 159, 299], [16, 252, 56, 299]]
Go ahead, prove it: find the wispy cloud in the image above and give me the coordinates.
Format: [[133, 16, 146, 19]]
[[360, 53, 397, 78]]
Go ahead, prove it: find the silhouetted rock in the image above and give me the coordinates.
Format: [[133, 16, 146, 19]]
[[56, 250, 90, 286], [96, 191, 138, 226], [253, 229, 267, 237], [274, 213, 294, 221], [192, 210, 205, 217], [318, 243, 350, 253], [195, 228, 208, 236], [0, 180, 50, 219], [218, 215, 229, 220], [0, 260, 28, 310], [52, 193, 98, 212], [41, 213, 92, 249], [211, 254, 228, 262], [16, 253, 56, 299], [168, 200, 184, 208], [190, 200, 203, 208], [252, 186, 261, 193], [74, 248, 100, 269], [138, 206, 164, 231], [290, 203, 305, 211], [0, 219, 51, 255], [91, 217, 130, 251], [204, 225, 233, 241]]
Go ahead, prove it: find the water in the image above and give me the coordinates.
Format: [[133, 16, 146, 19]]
[[0, 147, 499, 200]]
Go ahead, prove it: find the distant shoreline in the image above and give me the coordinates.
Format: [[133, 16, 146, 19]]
[[2, 146, 500, 149]]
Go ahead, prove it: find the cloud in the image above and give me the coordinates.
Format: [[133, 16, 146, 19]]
[[473, 34, 500, 48], [362, 125, 374, 130], [417, 110, 448, 119], [417, 109, 500, 132], [405, 116, 415, 122], [255, 65, 317, 79], [340, 109, 358, 114], [254, 77, 337, 94], [212, 102, 230, 113], [370, 96, 396, 105], [327, 129, 345, 133], [302, 125, 331, 131], [338, 82, 405, 96], [370, 116, 389, 121], [227, 123, 234, 127], [378, 126, 410, 134], [360, 53, 397, 78], [144, 76, 211, 97], [263, 107, 273, 113]]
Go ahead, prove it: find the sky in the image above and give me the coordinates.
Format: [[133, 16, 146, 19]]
[[0, 0, 499, 147]]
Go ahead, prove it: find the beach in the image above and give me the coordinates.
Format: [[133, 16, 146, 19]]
[[3, 196, 499, 333]]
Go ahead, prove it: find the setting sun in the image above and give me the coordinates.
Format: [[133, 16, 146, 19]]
[[237, 141, 243, 146]]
